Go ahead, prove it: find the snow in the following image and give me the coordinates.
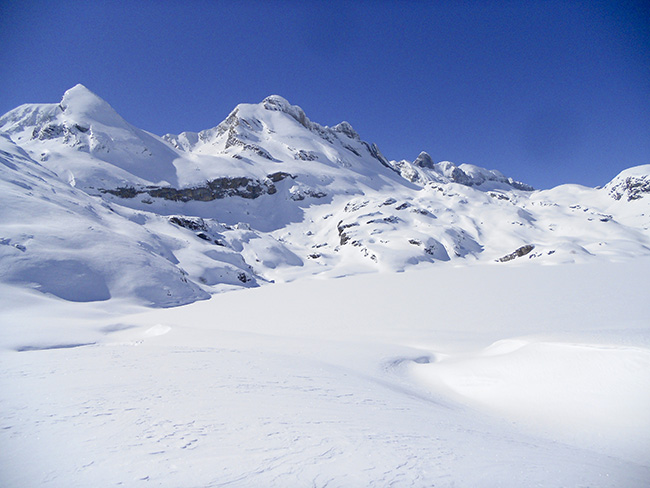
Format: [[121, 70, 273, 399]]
[[411, 339, 650, 462], [1, 259, 649, 487], [59, 84, 128, 128], [1, 86, 650, 486]]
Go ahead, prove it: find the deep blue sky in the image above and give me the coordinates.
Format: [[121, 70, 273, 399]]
[[1, 0, 648, 189]]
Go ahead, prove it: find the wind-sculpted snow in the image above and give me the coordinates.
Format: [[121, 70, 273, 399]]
[[1, 86, 649, 305]]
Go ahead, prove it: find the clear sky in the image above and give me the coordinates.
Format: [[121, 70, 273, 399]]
[[1, 0, 648, 189]]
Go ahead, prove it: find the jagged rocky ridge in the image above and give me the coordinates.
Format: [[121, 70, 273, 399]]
[[0, 85, 649, 306]]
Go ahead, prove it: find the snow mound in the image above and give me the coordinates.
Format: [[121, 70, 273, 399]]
[[409, 338, 650, 463]]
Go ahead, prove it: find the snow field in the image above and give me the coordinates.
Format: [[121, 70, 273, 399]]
[[1, 258, 649, 486]]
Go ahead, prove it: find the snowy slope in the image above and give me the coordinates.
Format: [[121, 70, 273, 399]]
[[0, 134, 289, 305], [1, 86, 649, 305]]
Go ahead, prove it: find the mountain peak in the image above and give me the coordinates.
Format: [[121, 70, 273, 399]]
[[332, 121, 360, 141], [61, 84, 105, 109], [60, 84, 125, 127], [413, 151, 434, 169], [262, 94, 292, 109], [62, 83, 95, 98], [262, 95, 311, 129]]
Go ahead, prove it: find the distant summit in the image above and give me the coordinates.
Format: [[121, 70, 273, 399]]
[[59, 84, 126, 127]]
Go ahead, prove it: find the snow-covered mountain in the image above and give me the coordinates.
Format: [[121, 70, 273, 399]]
[[1, 85, 649, 306], [2, 86, 650, 487]]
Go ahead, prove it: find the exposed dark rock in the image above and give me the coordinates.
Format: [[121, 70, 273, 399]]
[[149, 186, 211, 202], [608, 175, 650, 201], [290, 188, 327, 201], [344, 200, 369, 212], [337, 220, 359, 245], [413, 152, 434, 169], [489, 192, 510, 201], [310, 125, 335, 143], [448, 166, 473, 186], [266, 171, 294, 183], [497, 244, 535, 262], [169, 216, 207, 231], [424, 246, 437, 255], [342, 143, 361, 157], [509, 179, 535, 191], [104, 186, 139, 199], [102, 175, 280, 202], [390, 160, 420, 183], [30, 122, 97, 152], [367, 216, 400, 224], [428, 162, 534, 191], [362, 141, 392, 169], [337, 221, 359, 232], [224, 127, 275, 160], [33, 123, 65, 140], [295, 150, 318, 161], [262, 95, 311, 129]]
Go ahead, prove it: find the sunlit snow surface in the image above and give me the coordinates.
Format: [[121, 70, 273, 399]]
[[1, 86, 650, 486], [1, 259, 649, 487]]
